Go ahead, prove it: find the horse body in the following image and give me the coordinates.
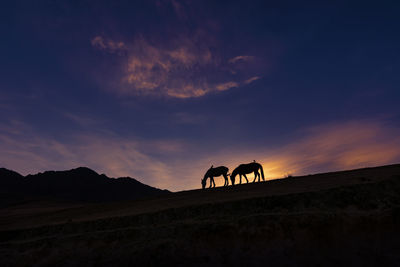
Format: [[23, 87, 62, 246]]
[[202, 165, 229, 189], [230, 162, 265, 185]]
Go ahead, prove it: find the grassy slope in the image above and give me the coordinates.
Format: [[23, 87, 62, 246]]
[[1, 164, 400, 266]]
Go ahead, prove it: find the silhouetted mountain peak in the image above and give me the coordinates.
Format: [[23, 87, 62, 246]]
[[1, 167, 170, 202], [0, 168, 24, 190], [68, 167, 99, 176], [26, 167, 103, 183], [48, 166, 98, 175], [0, 168, 23, 179]]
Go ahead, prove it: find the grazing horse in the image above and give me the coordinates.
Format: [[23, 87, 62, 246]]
[[201, 165, 230, 189], [230, 161, 265, 185]]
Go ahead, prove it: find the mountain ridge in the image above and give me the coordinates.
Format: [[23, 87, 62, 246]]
[[0, 166, 170, 202]]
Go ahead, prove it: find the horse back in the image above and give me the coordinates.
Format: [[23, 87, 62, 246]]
[[238, 163, 259, 174], [214, 166, 228, 174]]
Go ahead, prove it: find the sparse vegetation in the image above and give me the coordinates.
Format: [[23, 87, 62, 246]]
[[1, 164, 400, 266]]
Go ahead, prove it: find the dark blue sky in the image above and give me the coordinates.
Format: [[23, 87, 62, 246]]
[[1, 0, 400, 190]]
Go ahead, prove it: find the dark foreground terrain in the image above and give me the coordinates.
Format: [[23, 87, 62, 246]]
[[1, 164, 400, 266]]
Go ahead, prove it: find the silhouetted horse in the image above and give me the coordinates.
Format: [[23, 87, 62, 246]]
[[201, 165, 230, 189], [230, 161, 265, 185]]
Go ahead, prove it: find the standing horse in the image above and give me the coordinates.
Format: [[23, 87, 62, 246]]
[[230, 161, 265, 185], [201, 165, 230, 189]]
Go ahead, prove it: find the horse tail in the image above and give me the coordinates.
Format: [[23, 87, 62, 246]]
[[259, 164, 265, 181]]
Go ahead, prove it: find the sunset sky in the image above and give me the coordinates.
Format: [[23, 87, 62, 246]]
[[1, 1, 400, 191]]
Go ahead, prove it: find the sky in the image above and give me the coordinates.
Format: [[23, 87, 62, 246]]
[[1, 0, 400, 191]]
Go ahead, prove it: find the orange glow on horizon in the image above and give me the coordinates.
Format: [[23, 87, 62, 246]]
[[204, 120, 400, 189], [1, 120, 399, 191]]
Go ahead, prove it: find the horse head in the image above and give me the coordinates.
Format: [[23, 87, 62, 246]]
[[230, 173, 236, 185], [201, 178, 207, 189]]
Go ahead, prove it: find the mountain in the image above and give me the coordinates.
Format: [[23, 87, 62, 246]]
[[0, 168, 24, 191], [0, 167, 169, 202]]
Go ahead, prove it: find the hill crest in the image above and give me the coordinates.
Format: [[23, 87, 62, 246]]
[[0, 166, 169, 202]]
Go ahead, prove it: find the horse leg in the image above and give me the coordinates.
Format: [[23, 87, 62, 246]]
[[252, 171, 257, 182], [243, 174, 249, 183], [209, 177, 213, 188], [223, 174, 228, 186], [253, 171, 258, 183], [239, 174, 242, 184]]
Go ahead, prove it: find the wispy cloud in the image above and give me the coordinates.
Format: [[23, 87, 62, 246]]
[[90, 0, 263, 99], [91, 34, 260, 98], [165, 85, 208, 98], [170, 0, 187, 20], [63, 112, 103, 128], [91, 36, 127, 54], [119, 37, 213, 96], [228, 55, 254, 64], [215, 81, 239, 91], [244, 76, 260, 84]]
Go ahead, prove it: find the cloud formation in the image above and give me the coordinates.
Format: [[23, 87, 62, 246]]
[[244, 76, 260, 84], [228, 55, 254, 64], [91, 35, 260, 98], [91, 36, 127, 54], [215, 81, 239, 91]]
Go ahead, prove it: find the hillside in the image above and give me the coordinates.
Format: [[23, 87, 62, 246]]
[[1, 164, 400, 266]]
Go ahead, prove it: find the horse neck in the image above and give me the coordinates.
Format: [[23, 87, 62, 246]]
[[231, 169, 238, 178]]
